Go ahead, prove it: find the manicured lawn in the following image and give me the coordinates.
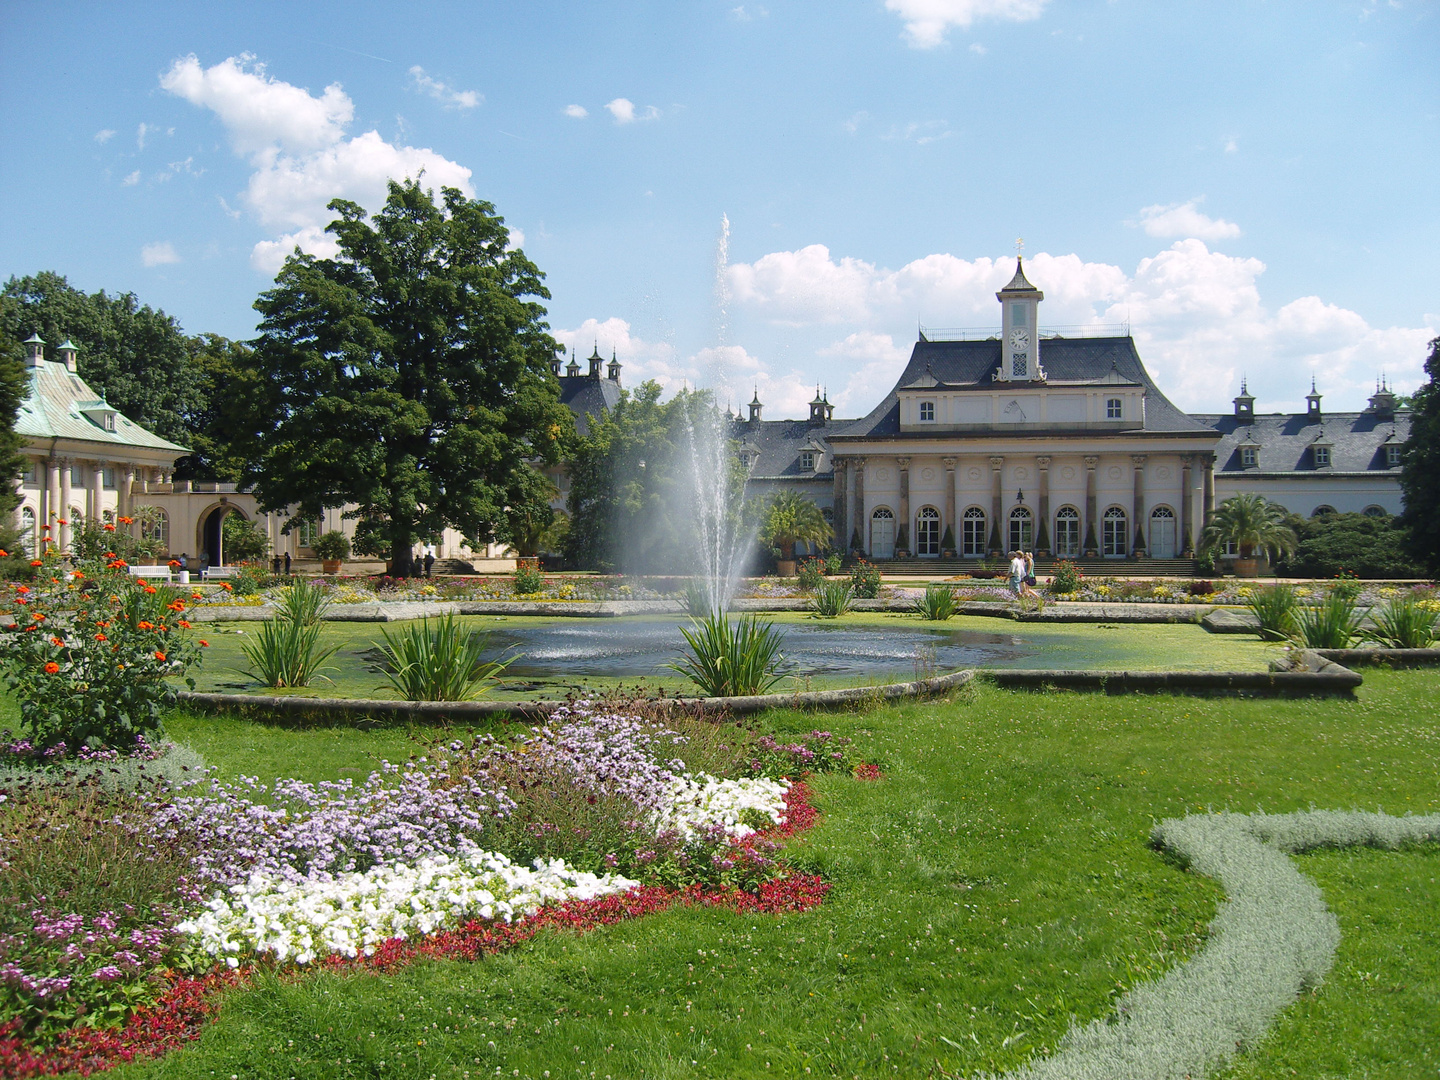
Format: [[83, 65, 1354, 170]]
[[101, 668, 1438, 1079]]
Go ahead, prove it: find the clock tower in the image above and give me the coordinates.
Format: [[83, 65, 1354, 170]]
[[996, 252, 1044, 382]]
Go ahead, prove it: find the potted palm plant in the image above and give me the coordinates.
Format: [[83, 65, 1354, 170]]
[[760, 492, 831, 577], [1200, 493, 1296, 577], [312, 529, 351, 574]]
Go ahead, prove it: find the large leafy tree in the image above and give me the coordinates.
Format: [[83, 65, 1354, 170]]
[[0, 272, 204, 446], [0, 328, 28, 575], [1400, 336, 1440, 574], [241, 180, 572, 576], [173, 333, 262, 481]]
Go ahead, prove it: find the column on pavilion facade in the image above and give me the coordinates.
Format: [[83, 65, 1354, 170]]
[[942, 457, 957, 555], [44, 458, 60, 549], [988, 456, 1004, 555], [89, 461, 106, 523], [1034, 455, 1051, 556], [1202, 452, 1216, 526], [852, 457, 866, 555], [896, 457, 911, 555], [1083, 455, 1099, 556], [1180, 454, 1195, 557], [121, 465, 136, 530], [1131, 454, 1147, 557], [58, 458, 72, 553], [832, 457, 848, 553]]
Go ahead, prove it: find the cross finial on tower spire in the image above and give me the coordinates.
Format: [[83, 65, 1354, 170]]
[[1015, 237, 1024, 257]]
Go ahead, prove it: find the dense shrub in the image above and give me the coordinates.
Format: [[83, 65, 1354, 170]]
[[0, 555, 205, 753], [848, 559, 882, 599], [1049, 559, 1082, 594], [795, 557, 828, 591], [512, 564, 544, 595], [1187, 579, 1215, 596], [1276, 512, 1426, 579]]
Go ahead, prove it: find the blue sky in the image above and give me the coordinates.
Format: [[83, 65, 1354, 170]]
[[2, 0, 1435, 417]]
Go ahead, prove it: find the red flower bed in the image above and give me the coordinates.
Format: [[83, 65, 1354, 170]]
[[3, 783, 826, 1076]]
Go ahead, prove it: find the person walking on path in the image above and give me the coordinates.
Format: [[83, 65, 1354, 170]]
[[1020, 551, 1044, 607], [422, 542, 436, 578], [1007, 550, 1026, 600]]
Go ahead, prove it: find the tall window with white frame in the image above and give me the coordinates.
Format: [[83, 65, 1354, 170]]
[[1054, 506, 1080, 557], [1008, 506, 1033, 552], [961, 507, 986, 558], [1102, 507, 1128, 558], [916, 506, 941, 556], [297, 519, 320, 549]]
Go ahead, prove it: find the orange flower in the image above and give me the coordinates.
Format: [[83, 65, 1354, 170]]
[[103, 523, 116, 532], [71, 570, 84, 580], [41, 524, 50, 532], [154, 651, 166, 662], [14, 586, 29, 594], [198, 639, 209, 648], [221, 583, 233, 592], [57, 518, 67, 525], [168, 560, 180, 568], [0, 549, 7, 557], [167, 600, 185, 612], [43, 661, 59, 674], [50, 636, 62, 646], [137, 621, 154, 630], [118, 516, 134, 525], [95, 633, 107, 642], [177, 619, 191, 629], [31, 613, 45, 622], [29, 559, 42, 567], [143, 586, 157, 594], [191, 593, 203, 601]]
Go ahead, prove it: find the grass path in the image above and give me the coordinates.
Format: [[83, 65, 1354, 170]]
[[108, 670, 1438, 1079]]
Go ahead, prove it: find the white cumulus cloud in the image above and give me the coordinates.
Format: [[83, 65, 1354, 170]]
[[605, 98, 659, 124], [408, 66, 482, 110], [141, 242, 181, 267], [1137, 199, 1242, 241], [885, 0, 1047, 49], [162, 53, 474, 273], [95, 128, 115, 144], [122, 170, 141, 186], [563, 104, 589, 119], [726, 238, 1433, 412]]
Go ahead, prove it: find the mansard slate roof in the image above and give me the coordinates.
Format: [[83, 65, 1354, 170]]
[[731, 417, 849, 480], [1191, 409, 1411, 474], [16, 359, 188, 453], [830, 335, 1215, 440], [558, 375, 622, 436]]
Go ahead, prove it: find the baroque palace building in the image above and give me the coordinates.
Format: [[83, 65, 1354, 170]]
[[734, 257, 1411, 564]]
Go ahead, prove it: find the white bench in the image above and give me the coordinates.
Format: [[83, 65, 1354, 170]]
[[201, 566, 238, 581], [128, 566, 174, 581]]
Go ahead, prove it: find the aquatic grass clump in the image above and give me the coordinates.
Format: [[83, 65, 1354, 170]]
[[810, 579, 855, 618], [373, 615, 513, 701], [272, 578, 331, 626], [668, 612, 791, 697], [239, 617, 341, 688], [1291, 591, 1364, 649], [1246, 583, 1297, 641], [1367, 595, 1439, 648], [912, 582, 957, 621]]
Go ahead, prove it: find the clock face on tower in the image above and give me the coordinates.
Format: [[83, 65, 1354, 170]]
[[1009, 328, 1030, 350]]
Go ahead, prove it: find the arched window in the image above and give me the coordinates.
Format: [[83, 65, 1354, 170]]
[[298, 519, 321, 549], [1149, 505, 1177, 558], [869, 507, 896, 559], [1311, 505, 1337, 519], [1054, 506, 1081, 557], [916, 506, 941, 557], [1008, 506, 1033, 552], [961, 507, 987, 558], [1362, 505, 1387, 518], [1102, 506, 1128, 558], [19, 507, 36, 556]]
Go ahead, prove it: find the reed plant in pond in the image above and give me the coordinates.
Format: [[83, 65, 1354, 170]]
[[1246, 583, 1297, 641], [810, 579, 855, 618], [912, 582, 958, 621], [668, 612, 791, 697], [239, 617, 341, 688], [373, 615, 514, 701], [1291, 590, 1365, 649], [272, 577, 331, 625], [1366, 595, 1439, 649]]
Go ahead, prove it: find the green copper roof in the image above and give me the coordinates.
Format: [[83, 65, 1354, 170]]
[[16, 359, 189, 453]]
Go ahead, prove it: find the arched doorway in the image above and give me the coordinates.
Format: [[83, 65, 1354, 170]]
[[961, 507, 986, 558], [1149, 506, 1177, 558], [869, 507, 895, 559], [1054, 506, 1081, 557], [199, 504, 247, 567]]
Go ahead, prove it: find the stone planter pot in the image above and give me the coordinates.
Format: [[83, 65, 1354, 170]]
[[942, 549, 957, 559], [321, 560, 343, 574], [776, 559, 797, 577], [1233, 557, 1260, 578]]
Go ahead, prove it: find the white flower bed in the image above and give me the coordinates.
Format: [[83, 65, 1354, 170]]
[[653, 774, 790, 840], [177, 850, 638, 966], [994, 808, 1440, 1080]]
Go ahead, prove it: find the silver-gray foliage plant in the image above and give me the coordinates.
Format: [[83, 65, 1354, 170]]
[[983, 808, 1440, 1080]]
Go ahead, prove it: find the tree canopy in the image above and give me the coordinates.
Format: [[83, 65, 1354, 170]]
[[239, 180, 573, 575], [0, 328, 29, 574], [1400, 336, 1440, 575], [759, 491, 830, 561], [1275, 511, 1423, 579]]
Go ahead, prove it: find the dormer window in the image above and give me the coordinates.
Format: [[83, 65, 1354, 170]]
[[800, 451, 816, 470], [918, 401, 935, 422], [1241, 446, 1257, 468], [1313, 445, 1331, 468], [1386, 444, 1401, 467], [1106, 397, 1122, 419]]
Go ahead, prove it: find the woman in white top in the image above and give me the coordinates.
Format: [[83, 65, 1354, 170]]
[[1007, 550, 1026, 597]]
